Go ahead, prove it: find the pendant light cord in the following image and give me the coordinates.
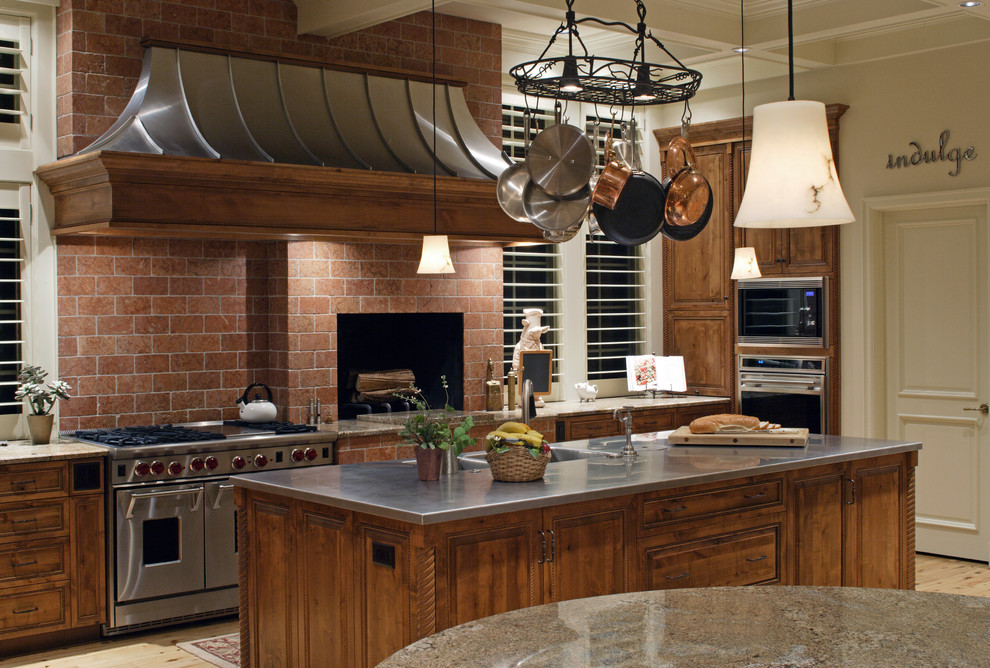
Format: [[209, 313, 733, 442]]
[[432, 0, 438, 235], [787, 0, 795, 101], [741, 0, 745, 150]]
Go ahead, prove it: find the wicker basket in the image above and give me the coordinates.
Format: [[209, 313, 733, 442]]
[[486, 446, 552, 482]]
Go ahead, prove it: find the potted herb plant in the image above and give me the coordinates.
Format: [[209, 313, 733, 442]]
[[397, 376, 476, 481], [15, 364, 71, 445]]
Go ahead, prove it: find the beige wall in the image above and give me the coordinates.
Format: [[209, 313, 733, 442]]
[[650, 40, 990, 435]]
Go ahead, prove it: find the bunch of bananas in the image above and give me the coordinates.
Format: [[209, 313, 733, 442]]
[[484, 421, 551, 456]]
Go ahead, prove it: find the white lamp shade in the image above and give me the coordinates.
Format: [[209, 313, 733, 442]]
[[417, 235, 455, 274], [734, 100, 854, 228], [731, 247, 762, 279]]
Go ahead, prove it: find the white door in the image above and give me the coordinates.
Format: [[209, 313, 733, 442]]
[[883, 204, 990, 562]]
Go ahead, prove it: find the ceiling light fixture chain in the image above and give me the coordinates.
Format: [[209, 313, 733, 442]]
[[510, 0, 702, 107]]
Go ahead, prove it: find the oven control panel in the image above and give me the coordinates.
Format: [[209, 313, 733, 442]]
[[111, 442, 336, 485]]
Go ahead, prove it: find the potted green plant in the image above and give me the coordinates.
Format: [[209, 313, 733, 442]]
[[15, 364, 71, 445], [397, 376, 476, 481]]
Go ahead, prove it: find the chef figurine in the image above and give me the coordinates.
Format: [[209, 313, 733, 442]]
[[512, 308, 550, 407]]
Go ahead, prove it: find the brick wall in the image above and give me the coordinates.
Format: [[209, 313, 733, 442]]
[[55, 1, 502, 157], [56, 238, 503, 431]]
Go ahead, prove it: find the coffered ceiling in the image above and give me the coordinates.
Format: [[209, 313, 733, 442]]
[[294, 0, 990, 88]]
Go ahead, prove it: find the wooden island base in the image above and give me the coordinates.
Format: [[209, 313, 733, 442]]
[[236, 449, 916, 667]]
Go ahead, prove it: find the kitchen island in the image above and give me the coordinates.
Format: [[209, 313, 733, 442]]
[[233, 434, 920, 668]]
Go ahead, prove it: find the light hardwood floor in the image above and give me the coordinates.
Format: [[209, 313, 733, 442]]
[[2, 555, 988, 667]]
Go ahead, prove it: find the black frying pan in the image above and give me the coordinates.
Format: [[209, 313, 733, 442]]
[[660, 180, 713, 242], [592, 171, 667, 247]]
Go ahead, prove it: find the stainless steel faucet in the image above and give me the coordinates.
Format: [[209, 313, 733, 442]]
[[521, 379, 534, 425], [613, 406, 638, 457]]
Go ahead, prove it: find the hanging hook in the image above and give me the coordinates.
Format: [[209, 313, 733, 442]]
[[680, 99, 693, 137], [554, 99, 563, 125]]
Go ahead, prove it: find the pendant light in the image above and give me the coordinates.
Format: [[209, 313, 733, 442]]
[[734, 0, 854, 228], [417, 0, 455, 274], [730, 247, 762, 279]]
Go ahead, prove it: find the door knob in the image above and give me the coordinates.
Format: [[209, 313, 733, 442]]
[[963, 403, 989, 415]]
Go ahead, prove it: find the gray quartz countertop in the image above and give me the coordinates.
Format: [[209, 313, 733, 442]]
[[378, 586, 990, 667], [0, 436, 108, 464], [332, 394, 729, 437], [233, 433, 920, 525]]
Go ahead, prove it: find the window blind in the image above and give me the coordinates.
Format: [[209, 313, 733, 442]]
[[0, 38, 24, 126], [0, 197, 23, 414], [501, 105, 553, 162], [503, 243, 562, 381], [585, 232, 646, 380]]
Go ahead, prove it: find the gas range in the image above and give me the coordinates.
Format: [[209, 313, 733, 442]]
[[72, 420, 338, 485]]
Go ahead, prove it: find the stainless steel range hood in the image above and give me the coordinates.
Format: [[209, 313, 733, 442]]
[[82, 45, 511, 180]]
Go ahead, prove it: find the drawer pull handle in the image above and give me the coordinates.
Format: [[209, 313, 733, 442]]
[[12, 607, 38, 615], [12, 518, 37, 524], [665, 571, 690, 580], [746, 555, 768, 562], [664, 506, 688, 513], [11, 479, 36, 486], [12, 560, 38, 568], [744, 491, 766, 499]]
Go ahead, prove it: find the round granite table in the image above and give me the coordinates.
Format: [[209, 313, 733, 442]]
[[379, 586, 990, 667]]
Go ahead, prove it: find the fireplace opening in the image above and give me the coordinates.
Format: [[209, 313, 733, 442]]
[[337, 313, 464, 420]]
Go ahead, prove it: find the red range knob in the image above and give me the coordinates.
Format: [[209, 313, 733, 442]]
[[168, 461, 184, 476], [150, 461, 165, 475], [134, 462, 151, 477], [205, 456, 219, 470], [291, 448, 305, 463], [304, 448, 318, 461], [254, 454, 269, 468], [189, 458, 205, 472], [231, 456, 246, 470]]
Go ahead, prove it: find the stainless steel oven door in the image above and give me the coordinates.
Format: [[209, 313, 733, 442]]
[[738, 372, 827, 434], [204, 480, 237, 589], [115, 483, 205, 603]]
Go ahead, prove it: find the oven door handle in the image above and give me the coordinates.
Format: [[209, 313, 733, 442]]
[[124, 487, 204, 520], [212, 484, 235, 510]]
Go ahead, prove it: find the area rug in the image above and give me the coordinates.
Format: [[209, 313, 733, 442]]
[[176, 632, 240, 668]]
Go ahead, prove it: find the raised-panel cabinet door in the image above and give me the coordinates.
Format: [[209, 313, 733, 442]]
[[789, 467, 845, 586], [733, 142, 781, 276], [242, 495, 294, 668], [783, 226, 834, 274], [296, 504, 351, 668], [358, 526, 411, 667], [846, 459, 909, 589], [544, 499, 632, 602], [70, 495, 104, 626], [664, 311, 733, 396], [441, 510, 543, 629], [663, 144, 731, 310]]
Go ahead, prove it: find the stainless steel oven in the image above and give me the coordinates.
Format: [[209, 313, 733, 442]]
[[738, 355, 828, 434], [737, 277, 827, 347], [73, 421, 337, 635]]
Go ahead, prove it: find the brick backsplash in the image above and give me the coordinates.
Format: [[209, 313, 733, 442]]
[[55, 1, 502, 156], [56, 237, 504, 431]]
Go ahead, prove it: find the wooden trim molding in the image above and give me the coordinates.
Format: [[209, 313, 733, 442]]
[[35, 151, 544, 243]]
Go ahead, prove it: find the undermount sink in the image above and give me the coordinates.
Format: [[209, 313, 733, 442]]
[[457, 447, 607, 470]]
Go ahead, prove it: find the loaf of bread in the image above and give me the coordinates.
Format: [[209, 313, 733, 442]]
[[688, 413, 762, 434]]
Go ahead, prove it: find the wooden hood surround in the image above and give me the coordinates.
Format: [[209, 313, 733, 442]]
[[36, 42, 541, 243]]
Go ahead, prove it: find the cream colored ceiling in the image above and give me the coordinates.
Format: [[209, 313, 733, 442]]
[[294, 0, 990, 88]]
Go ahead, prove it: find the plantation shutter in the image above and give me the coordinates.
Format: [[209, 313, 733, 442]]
[[503, 243, 563, 381], [0, 15, 26, 131], [585, 233, 646, 380], [0, 185, 24, 414], [501, 105, 553, 162]]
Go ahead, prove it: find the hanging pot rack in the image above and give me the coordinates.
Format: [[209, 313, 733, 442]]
[[509, 0, 702, 107]]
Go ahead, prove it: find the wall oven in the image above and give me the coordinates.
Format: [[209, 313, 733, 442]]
[[737, 277, 827, 347], [738, 356, 828, 434], [73, 421, 337, 635]]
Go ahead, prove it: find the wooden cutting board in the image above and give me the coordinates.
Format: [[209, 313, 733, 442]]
[[666, 425, 810, 447]]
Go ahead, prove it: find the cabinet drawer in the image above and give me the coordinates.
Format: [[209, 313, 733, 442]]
[[0, 539, 68, 584], [642, 479, 783, 529], [567, 418, 621, 440], [0, 464, 66, 499], [0, 500, 68, 541], [633, 410, 675, 433], [0, 582, 68, 636], [642, 527, 778, 590]]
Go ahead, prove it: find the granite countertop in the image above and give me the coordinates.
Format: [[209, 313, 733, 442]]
[[232, 434, 921, 524], [378, 586, 990, 667], [333, 394, 729, 437], [0, 435, 109, 464]]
